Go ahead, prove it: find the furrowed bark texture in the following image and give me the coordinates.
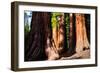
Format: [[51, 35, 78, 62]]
[[25, 12, 51, 61], [75, 14, 90, 53]]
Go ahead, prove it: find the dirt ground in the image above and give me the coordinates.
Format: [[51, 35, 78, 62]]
[[60, 49, 90, 60]]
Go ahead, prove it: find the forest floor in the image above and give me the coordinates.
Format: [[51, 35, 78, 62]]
[[60, 49, 90, 60]]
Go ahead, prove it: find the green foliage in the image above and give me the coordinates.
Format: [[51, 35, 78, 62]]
[[51, 16, 57, 28], [65, 14, 70, 25], [65, 14, 70, 48], [51, 12, 62, 28], [25, 23, 30, 36], [65, 14, 70, 35], [51, 13, 70, 48]]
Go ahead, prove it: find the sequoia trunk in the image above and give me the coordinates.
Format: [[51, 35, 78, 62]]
[[75, 14, 90, 54], [25, 12, 51, 61]]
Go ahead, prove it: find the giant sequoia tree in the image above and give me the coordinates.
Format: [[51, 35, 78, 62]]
[[46, 13, 66, 60], [75, 14, 90, 56], [52, 13, 65, 53], [25, 12, 51, 61]]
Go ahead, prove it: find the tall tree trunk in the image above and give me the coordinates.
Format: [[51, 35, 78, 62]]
[[68, 13, 76, 55], [82, 14, 90, 49], [25, 12, 50, 61], [47, 13, 65, 60], [52, 13, 65, 52], [75, 14, 90, 54], [69, 13, 73, 47], [57, 13, 65, 53], [44, 13, 60, 60]]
